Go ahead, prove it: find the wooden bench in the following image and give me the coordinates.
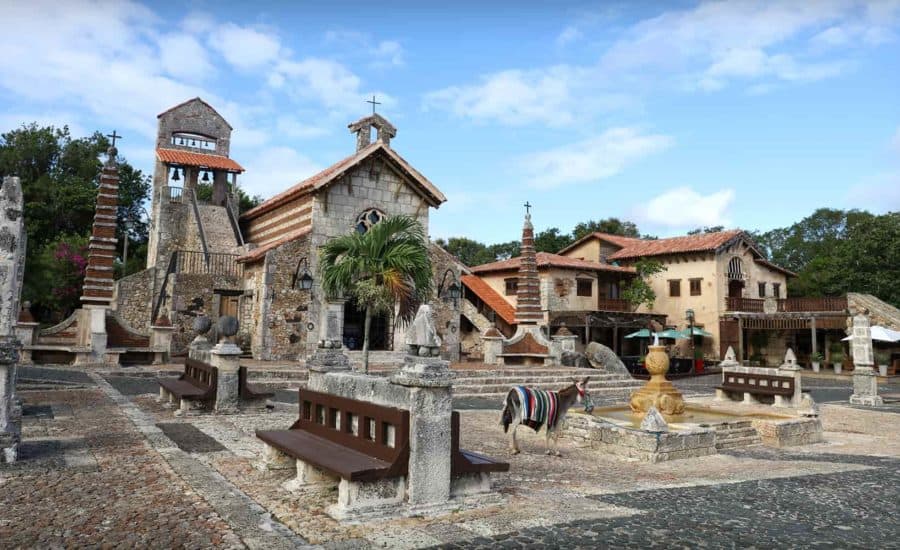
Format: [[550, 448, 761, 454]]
[[257, 389, 410, 482], [157, 358, 217, 409], [716, 370, 795, 406], [238, 366, 275, 402], [451, 411, 509, 476]]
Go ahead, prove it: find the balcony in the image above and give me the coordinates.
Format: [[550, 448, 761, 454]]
[[725, 296, 847, 313], [597, 298, 631, 312]]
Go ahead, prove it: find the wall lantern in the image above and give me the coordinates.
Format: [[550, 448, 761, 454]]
[[292, 257, 314, 291], [437, 268, 460, 308]]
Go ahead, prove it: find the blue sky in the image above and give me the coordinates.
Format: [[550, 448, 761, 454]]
[[2, 0, 899, 244]]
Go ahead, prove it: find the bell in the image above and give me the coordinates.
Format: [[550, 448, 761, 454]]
[[201, 171, 210, 182], [179, 138, 185, 145], [171, 167, 180, 181]]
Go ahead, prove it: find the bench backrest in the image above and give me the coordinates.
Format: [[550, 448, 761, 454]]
[[184, 358, 217, 391], [291, 388, 410, 466], [722, 371, 794, 394]]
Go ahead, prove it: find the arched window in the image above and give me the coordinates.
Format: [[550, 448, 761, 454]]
[[727, 257, 744, 280], [355, 208, 385, 234]]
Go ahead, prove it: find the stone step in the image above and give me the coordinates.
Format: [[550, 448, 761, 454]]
[[450, 368, 600, 378], [715, 435, 762, 450], [453, 375, 632, 387], [455, 386, 638, 399], [716, 430, 759, 442], [452, 381, 642, 394]]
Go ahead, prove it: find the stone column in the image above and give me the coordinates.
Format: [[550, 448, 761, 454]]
[[150, 315, 175, 365], [482, 328, 504, 365], [848, 312, 883, 406], [210, 315, 241, 413], [390, 354, 454, 510], [307, 300, 351, 388], [776, 348, 803, 407], [0, 176, 25, 463]]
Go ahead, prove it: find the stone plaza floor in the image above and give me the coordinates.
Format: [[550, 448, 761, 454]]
[[2, 365, 899, 548]]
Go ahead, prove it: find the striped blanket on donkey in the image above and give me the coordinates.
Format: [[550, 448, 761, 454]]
[[511, 386, 560, 432]]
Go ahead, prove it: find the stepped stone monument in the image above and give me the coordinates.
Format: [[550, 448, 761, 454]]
[[0, 176, 25, 463], [848, 311, 883, 407]]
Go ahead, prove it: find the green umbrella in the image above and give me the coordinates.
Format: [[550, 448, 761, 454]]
[[624, 329, 652, 339], [681, 327, 713, 338], [655, 329, 683, 339]]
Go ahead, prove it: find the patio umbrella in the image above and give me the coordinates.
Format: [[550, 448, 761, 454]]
[[841, 325, 900, 343], [624, 329, 652, 339], [655, 329, 684, 339], [681, 327, 714, 338]]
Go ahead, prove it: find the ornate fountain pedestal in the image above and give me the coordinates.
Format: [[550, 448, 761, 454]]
[[629, 345, 685, 417]]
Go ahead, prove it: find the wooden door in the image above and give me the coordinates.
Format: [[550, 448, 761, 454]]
[[719, 318, 740, 359]]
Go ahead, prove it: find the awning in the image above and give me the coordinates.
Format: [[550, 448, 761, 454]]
[[625, 329, 652, 339], [841, 325, 900, 343], [655, 329, 684, 339], [682, 327, 714, 338]]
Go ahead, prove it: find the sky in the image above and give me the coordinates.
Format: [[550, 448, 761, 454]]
[[1, 0, 899, 244]]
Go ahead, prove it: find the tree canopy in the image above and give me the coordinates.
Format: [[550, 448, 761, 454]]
[[0, 123, 151, 322]]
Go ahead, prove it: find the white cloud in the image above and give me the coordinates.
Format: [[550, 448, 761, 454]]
[[159, 34, 215, 81], [276, 116, 329, 139], [557, 26, 583, 47], [324, 30, 405, 68], [638, 187, 735, 228], [271, 58, 369, 111], [209, 23, 281, 70], [424, 66, 584, 126], [240, 146, 322, 199], [520, 128, 674, 188]]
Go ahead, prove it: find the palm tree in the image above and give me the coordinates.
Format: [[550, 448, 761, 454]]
[[319, 215, 433, 372]]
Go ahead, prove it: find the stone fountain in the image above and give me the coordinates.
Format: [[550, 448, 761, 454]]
[[629, 344, 685, 417]]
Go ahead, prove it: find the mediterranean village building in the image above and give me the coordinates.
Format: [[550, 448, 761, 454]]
[[19, 97, 900, 369]]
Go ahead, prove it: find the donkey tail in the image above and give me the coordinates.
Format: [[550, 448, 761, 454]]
[[500, 391, 515, 433]]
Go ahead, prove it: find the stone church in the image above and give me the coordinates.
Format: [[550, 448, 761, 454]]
[[116, 98, 464, 362]]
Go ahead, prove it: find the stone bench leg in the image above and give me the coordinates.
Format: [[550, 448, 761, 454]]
[[157, 386, 168, 403], [451, 472, 492, 497], [773, 395, 787, 407], [742, 392, 760, 405], [255, 443, 294, 472], [282, 458, 339, 492], [328, 476, 406, 521], [714, 388, 727, 402], [174, 397, 205, 416]]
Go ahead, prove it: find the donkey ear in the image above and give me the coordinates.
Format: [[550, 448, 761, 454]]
[[581, 376, 590, 385]]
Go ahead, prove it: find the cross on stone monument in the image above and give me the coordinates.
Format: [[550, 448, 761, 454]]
[[366, 95, 381, 115], [524, 201, 532, 215], [106, 130, 122, 147]]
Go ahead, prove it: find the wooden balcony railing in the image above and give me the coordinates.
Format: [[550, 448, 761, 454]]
[[596, 298, 630, 312], [725, 296, 847, 313]]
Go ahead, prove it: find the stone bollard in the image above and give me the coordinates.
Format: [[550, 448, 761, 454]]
[[848, 311, 883, 406], [775, 348, 803, 408], [210, 315, 241, 413], [482, 328, 504, 365], [550, 324, 578, 363], [150, 315, 175, 365]]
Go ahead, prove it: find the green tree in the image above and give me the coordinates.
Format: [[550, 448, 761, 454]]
[[534, 227, 574, 253], [194, 181, 263, 214], [0, 123, 152, 321], [486, 240, 520, 261], [319, 215, 433, 372], [686, 225, 725, 235], [621, 259, 667, 311], [434, 237, 493, 267], [572, 218, 641, 240]]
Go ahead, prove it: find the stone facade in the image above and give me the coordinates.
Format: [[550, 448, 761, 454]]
[[113, 267, 157, 333]]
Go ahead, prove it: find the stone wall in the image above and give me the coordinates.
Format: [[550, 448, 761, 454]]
[[565, 414, 717, 463], [166, 273, 242, 353], [428, 244, 467, 361], [114, 267, 157, 332], [751, 417, 823, 447]]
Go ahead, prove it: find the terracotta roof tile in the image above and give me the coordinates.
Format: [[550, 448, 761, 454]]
[[156, 148, 244, 172], [470, 252, 636, 275], [754, 258, 797, 277], [236, 227, 312, 264], [608, 230, 744, 260], [240, 142, 447, 221], [461, 275, 516, 325], [557, 231, 643, 255]]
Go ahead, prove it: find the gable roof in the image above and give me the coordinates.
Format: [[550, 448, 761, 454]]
[[156, 148, 244, 172], [157, 97, 233, 129], [236, 227, 311, 264], [240, 142, 447, 221], [460, 275, 516, 325], [471, 252, 636, 275], [607, 230, 745, 260]]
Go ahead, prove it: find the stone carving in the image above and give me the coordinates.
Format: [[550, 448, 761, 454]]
[[193, 314, 212, 335], [560, 350, 590, 369], [217, 315, 239, 342], [406, 304, 442, 357], [640, 406, 669, 433], [585, 342, 630, 375]]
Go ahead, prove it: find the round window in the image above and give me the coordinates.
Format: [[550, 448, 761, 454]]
[[355, 208, 385, 234]]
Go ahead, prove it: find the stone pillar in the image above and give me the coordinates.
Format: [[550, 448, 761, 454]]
[[482, 328, 504, 365], [776, 348, 803, 408], [150, 315, 175, 365], [15, 304, 38, 365], [210, 315, 241, 413], [307, 300, 351, 386], [848, 312, 883, 406], [0, 176, 25, 463], [390, 354, 454, 510]]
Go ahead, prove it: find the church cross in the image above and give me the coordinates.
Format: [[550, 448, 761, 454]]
[[524, 201, 532, 215], [106, 130, 122, 147], [366, 95, 381, 115]]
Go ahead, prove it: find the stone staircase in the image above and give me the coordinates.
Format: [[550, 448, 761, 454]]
[[712, 420, 762, 450], [197, 204, 241, 254], [448, 366, 642, 400]]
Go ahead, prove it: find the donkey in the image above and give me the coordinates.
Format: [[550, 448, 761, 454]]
[[500, 377, 593, 456]]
